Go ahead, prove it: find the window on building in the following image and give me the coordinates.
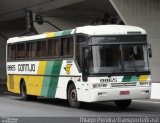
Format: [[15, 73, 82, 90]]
[[48, 39, 59, 57], [17, 43, 25, 58], [36, 41, 46, 57], [26, 42, 36, 58]]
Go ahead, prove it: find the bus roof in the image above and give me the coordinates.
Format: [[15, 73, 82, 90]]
[[7, 25, 146, 44]]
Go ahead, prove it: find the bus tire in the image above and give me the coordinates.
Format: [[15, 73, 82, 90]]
[[20, 81, 37, 101], [67, 83, 81, 108], [20, 81, 28, 101], [114, 100, 132, 109]]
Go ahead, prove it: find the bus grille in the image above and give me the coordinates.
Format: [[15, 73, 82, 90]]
[[111, 82, 137, 87]]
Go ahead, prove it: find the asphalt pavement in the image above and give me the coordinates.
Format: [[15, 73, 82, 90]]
[[0, 92, 160, 123]]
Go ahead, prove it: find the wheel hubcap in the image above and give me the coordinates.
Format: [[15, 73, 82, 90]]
[[70, 89, 77, 102]]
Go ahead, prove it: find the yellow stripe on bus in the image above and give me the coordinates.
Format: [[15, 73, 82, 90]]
[[35, 61, 47, 96], [46, 32, 55, 38], [139, 75, 148, 82], [7, 62, 47, 96]]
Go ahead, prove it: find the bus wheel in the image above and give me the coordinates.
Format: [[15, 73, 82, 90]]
[[67, 83, 81, 108], [20, 82, 37, 101], [20, 81, 28, 101], [114, 100, 132, 109]]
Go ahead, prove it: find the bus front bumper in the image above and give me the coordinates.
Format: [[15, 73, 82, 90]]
[[89, 87, 151, 102]]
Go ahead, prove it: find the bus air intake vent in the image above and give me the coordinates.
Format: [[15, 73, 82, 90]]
[[111, 82, 137, 87]]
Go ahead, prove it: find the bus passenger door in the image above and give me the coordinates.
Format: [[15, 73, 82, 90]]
[[82, 47, 89, 82]]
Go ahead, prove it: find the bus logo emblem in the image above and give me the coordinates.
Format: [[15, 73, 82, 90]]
[[64, 64, 72, 75]]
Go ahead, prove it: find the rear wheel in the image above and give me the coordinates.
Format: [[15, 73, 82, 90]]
[[114, 100, 132, 109], [67, 83, 81, 108], [20, 81, 37, 101], [20, 81, 28, 101]]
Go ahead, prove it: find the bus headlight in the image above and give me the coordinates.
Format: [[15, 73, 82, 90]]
[[93, 83, 107, 88]]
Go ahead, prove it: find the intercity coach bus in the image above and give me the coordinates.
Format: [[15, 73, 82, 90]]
[[7, 25, 152, 108]]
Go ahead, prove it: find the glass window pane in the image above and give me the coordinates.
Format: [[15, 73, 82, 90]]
[[26, 42, 35, 58], [76, 44, 81, 68], [76, 35, 87, 43], [17, 43, 25, 58], [36, 41, 46, 57], [75, 35, 87, 69], [61, 37, 73, 56], [90, 45, 121, 73], [48, 39, 59, 57], [8, 45, 16, 60], [122, 45, 148, 71]]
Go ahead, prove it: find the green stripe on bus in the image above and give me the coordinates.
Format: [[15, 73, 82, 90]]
[[41, 61, 54, 97], [55, 31, 62, 37], [130, 76, 139, 81], [122, 76, 132, 82], [54, 30, 72, 37], [62, 30, 72, 36], [47, 60, 62, 97]]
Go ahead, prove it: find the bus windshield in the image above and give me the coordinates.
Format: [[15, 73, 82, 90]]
[[89, 37, 149, 74]]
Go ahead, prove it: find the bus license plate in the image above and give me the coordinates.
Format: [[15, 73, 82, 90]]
[[120, 91, 130, 95]]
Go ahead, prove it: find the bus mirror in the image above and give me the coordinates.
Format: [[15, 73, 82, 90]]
[[148, 44, 152, 58]]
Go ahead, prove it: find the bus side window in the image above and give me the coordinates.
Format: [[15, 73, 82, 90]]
[[26, 42, 36, 59], [61, 37, 73, 57], [48, 39, 60, 57], [36, 40, 46, 57], [16, 43, 25, 59], [8, 45, 16, 60]]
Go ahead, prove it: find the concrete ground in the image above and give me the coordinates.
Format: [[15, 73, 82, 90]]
[[0, 82, 7, 94]]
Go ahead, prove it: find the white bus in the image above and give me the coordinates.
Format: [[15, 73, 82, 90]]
[[7, 25, 152, 108]]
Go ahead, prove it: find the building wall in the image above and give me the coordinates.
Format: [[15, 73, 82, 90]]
[[0, 35, 7, 82], [110, 0, 160, 82]]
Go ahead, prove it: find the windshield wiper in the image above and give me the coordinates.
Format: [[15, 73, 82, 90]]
[[108, 71, 114, 77]]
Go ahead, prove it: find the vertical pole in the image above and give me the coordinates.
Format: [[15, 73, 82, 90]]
[[25, 10, 34, 32]]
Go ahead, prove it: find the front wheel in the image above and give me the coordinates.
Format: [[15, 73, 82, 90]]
[[114, 100, 132, 109], [67, 83, 81, 108]]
